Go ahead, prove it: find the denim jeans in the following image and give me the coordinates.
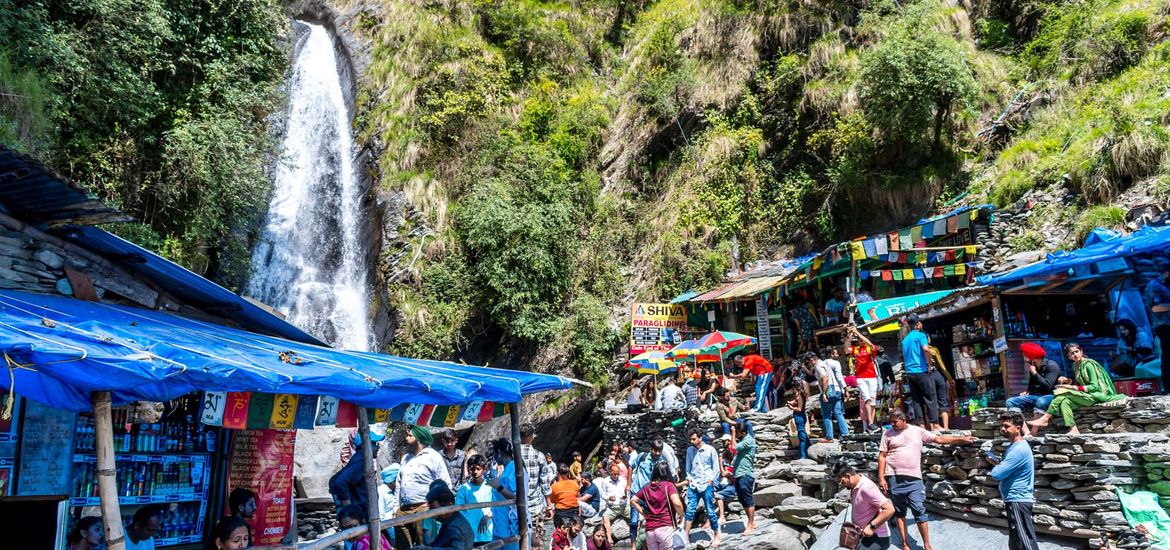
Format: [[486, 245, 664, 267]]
[[820, 393, 849, 439], [793, 411, 809, 459], [1005, 393, 1055, 415], [685, 485, 719, 532]]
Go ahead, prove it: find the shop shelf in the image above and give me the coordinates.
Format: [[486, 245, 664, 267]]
[[69, 493, 202, 507]]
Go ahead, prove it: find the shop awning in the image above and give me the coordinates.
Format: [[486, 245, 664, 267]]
[[670, 291, 701, 304], [977, 224, 1170, 288], [711, 276, 785, 301], [856, 289, 957, 333], [0, 289, 582, 412]]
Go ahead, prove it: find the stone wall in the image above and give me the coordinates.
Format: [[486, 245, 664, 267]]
[[599, 406, 798, 468]]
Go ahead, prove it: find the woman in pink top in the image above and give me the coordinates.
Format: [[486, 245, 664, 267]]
[[630, 461, 684, 550], [833, 463, 895, 550]]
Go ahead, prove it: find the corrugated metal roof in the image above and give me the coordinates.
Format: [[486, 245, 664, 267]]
[[51, 225, 328, 346], [691, 280, 740, 302], [716, 276, 785, 300], [0, 145, 132, 226]]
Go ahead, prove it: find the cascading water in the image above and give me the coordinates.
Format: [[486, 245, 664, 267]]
[[246, 22, 371, 351]]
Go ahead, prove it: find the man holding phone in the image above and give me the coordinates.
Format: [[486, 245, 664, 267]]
[[988, 411, 1039, 550]]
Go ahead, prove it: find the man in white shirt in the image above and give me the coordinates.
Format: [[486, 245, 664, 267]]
[[125, 505, 163, 550], [596, 462, 629, 544], [682, 428, 720, 546], [658, 377, 684, 410], [398, 426, 452, 545]]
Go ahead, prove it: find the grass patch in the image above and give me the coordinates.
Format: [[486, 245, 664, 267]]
[[1074, 205, 1127, 244]]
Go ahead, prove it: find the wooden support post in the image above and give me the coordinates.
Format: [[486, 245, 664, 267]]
[[93, 391, 126, 550], [511, 404, 529, 550], [990, 294, 1010, 394], [356, 407, 382, 550]]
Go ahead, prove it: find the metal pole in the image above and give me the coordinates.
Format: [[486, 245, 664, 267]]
[[511, 404, 529, 550], [356, 407, 381, 549], [93, 391, 126, 550]]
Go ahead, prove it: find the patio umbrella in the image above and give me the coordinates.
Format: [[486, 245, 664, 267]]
[[665, 339, 720, 363], [626, 351, 679, 375], [696, 330, 758, 375]]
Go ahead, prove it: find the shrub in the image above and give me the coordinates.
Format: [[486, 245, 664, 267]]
[[1074, 205, 1127, 244], [1021, 0, 1155, 83], [565, 293, 620, 386]]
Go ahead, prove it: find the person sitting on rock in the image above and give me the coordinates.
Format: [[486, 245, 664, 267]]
[[1005, 342, 1061, 435], [1027, 342, 1120, 436]]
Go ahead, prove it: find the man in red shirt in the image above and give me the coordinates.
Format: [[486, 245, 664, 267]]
[[734, 352, 774, 412], [848, 326, 881, 432]]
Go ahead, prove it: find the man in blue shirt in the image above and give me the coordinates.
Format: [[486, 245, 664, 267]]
[[683, 429, 720, 546], [989, 411, 1038, 550], [901, 314, 939, 429]]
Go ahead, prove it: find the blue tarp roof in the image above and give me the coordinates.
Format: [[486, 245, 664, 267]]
[[977, 224, 1170, 287], [52, 225, 327, 346], [0, 289, 579, 412]]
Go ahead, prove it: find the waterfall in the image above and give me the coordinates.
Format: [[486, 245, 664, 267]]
[[246, 22, 371, 351]]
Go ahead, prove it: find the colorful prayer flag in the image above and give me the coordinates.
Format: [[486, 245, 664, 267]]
[[909, 225, 922, 245], [888, 232, 900, 251], [315, 396, 339, 426], [921, 222, 934, 239], [200, 391, 227, 427], [850, 240, 866, 260], [913, 268, 924, 280], [477, 402, 496, 422], [933, 267, 945, 278], [389, 404, 408, 422], [944, 265, 956, 276], [247, 393, 276, 430], [863, 238, 877, 258], [270, 394, 299, 429], [956, 264, 967, 275], [443, 406, 461, 427], [892, 270, 904, 281], [965, 245, 977, 255], [222, 392, 251, 429], [898, 230, 912, 250], [402, 403, 425, 424], [958, 213, 971, 230], [901, 269, 915, 280], [947, 215, 958, 233], [336, 401, 358, 428], [415, 404, 436, 426], [462, 401, 484, 421], [881, 270, 893, 281], [945, 250, 956, 261], [933, 219, 946, 236], [294, 396, 319, 429], [428, 405, 450, 427]]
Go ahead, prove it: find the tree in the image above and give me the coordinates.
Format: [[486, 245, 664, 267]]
[[859, 25, 978, 151]]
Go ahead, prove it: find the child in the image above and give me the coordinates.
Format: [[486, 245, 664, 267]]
[[455, 455, 497, 546], [551, 515, 572, 550]]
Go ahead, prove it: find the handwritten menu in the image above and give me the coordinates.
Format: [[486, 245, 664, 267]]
[[227, 430, 296, 545], [17, 400, 76, 496]]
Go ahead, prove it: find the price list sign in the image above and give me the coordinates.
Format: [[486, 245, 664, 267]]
[[227, 430, 296, 545], [629, 303, 688, 355]]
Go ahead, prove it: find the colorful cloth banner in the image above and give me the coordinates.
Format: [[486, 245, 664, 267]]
[[875, 236, 889, 256], [270, 394, 299, 429], [201, 391, 227, 427], [315, 397, 339, 426], [294, 396, 319, 429], [336, 401, 358, 428], [223, 392, 251, 430], [247, 393, 276, 430]]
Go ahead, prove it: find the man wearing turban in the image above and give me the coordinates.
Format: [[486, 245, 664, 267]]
[[397, 425, 452, 546], [1005, 342, 1062, 435]]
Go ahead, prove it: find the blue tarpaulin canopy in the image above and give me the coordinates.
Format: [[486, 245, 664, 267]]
[[0, 289, 580, 412], [977, 224, 1170, 287]]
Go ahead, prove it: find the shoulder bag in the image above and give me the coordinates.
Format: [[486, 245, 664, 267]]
[[839, 489, 877, 550]]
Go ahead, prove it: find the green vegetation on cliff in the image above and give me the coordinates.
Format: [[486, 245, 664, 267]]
[[0, 0, 288, 284]]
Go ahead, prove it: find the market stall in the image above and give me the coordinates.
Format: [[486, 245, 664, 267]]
[[0, 288, 584, 550]]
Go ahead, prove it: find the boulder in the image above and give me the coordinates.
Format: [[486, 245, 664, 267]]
[[752, 482, 802, 508], [712, 518, 805, 550], [807, 441, 840, 462]]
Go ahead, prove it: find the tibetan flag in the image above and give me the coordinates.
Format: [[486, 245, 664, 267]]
[[415, 404, 436, 426], [222, 392, 251, 430], [947, 215, 958, 233], [246, 393, 275, 430], [860, 270, 871, 280], [402, 403, 425, 424], [944, 265, 956, 276], [915, 252, 927, 265], [909, 225, 922, 245], [494, 403, 510, 418], [443, 406, 462, 427], [945, 249, 956, 261], [956, 263, 967, 275], [336, 401, 358, 428], [477, 402, 496, 422], [965, 245, 977, 256], [888, 232, 901, 251], [850, 240, 866, 260], [200, 391, 227, 427], [315, 397, 340, 426], [863, 238, 877, 258], [900, 252, 911, 263], [813, 256, 824, 270], [933, 266, 945, 278], [913, 268, 925, 280], [886, 253, 898, 263], [462, 401, 484, 422], [428, 405, 450, 427], [270, 394, 299, 429], [367, 408, 388, 423], [921, 222, 934, 239], [958, 213, 971, 230], [881, 270, 893, 281], [970, 209, 979, 221], [892, 270, 904, 281], [901, 269, 915, 280], [294, 396, 319, 429], [898, 230, 912, 250], [389, 404, 408, 422], [933, 219, 946, 236]]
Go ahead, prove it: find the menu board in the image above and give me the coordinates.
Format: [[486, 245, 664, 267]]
[[17, 400, 76, 496], [227, 429, 296, 545]]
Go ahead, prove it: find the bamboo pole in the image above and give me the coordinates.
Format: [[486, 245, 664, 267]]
[[356, 408, 381, 550], [92, 391, 126, 550], [511, 404, 529, 550]]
